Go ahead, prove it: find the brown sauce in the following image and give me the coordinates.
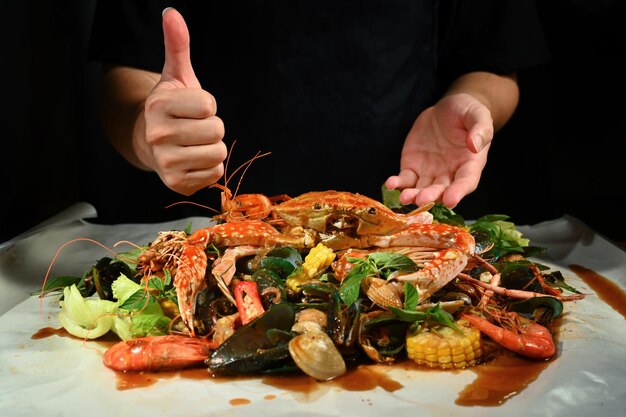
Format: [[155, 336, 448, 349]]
[[569, 264, 626, 318], [31, 326, 120, 352], [229, 398, 252, 406], [456, 351, 553, 406], [30, 328, 556, 406], [108, 354, 547, 408], [41, 261, 621, 406], [31, 326, 73, 339], [261, 364, 403, 394]]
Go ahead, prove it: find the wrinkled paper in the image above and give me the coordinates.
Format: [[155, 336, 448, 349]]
[[1, 207, 625, 417]]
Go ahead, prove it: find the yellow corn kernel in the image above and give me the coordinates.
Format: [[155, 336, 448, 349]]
[[286, 243, 336, 292], [406, 319, 482, 370]]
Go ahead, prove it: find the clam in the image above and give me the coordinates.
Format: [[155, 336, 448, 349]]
[[288, 330, 346, 381]]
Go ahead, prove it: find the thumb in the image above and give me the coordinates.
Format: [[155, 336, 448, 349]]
[[161, 7, 201, 88]]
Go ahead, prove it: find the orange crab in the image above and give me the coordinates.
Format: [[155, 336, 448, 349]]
[[271, 190, 434, 236]]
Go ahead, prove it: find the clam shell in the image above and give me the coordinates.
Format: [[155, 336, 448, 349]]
[[288, 331, 346, 381]]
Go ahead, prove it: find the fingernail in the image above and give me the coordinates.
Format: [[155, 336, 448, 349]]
[[162, 6, 173, 16], [472, 134, 484, 152]]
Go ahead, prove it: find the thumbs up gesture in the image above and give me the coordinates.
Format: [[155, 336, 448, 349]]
[[139, 7, 226, 195]]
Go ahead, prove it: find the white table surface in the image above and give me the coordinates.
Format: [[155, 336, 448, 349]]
[[1, 205, 624, 417]]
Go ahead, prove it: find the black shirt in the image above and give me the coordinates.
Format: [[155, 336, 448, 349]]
[[88, 0, 549, 221]]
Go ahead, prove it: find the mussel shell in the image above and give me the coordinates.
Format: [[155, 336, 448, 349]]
[[327, 291, 360, 347], [358, 310, 408, 363], [508, 296, 563, 324], [266, 247, 303, 268], [500, 263, 543, 293], [206, 302, 296, 375], [258, 257, 296, 278], [252, 269, 286, 306]]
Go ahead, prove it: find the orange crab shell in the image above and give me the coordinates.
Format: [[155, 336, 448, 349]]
[[270, 190, 409, 235]]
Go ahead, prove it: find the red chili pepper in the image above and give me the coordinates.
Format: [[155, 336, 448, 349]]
[[234, 281, 265, 325]]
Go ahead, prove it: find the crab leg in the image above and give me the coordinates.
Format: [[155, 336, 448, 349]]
[[212, 245, 265, 304], [364, 223, 475, 253], [365, 223, 474, 302], [394, 248, 470, 301], [175, 220, 312, 335]]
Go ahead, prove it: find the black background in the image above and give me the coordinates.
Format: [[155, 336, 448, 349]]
[[1, 0, 624, 244]]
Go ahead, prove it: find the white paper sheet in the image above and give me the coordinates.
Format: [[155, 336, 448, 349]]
[[1, 211, 624, 417]]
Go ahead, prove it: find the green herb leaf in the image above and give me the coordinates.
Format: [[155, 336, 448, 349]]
[[389, 306, 427, 322], [339, 252, 417, 306], [368, 252, 417, 274], [430, 203, 466, 226], [339, 271, 365, 307], [403, 282, 419, 310], [39, 275, 82, 296], [390, 303, 461, 333], [119, 289, 156, 311]]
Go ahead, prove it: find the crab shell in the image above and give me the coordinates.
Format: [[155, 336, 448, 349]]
[[271, 190, 432, 235]]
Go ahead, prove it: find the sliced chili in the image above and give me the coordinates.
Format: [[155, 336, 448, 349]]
[[234, 281, 265, 325]]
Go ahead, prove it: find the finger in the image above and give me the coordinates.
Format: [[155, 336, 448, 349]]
[[147, 88, 218, 119], [441, 164, 481, 207], [415, 175, 435, 188], [465, 105, 494, 153], [158, 150, 227, 195], [158, 140, 228, 171], [398, 186, 444, 207], [413, 174, 450, 204], [398, 188, 421, 205], [414, 184, 447, 206], [385, 169, 418, 190], [161, 7, 201, 88], [183, 164, 226, 192], [468, 130, 493, 154], [183, 140, 229, 170], [167, 116, 225, 146], [442, 176, 479, 208], [162, 164, 225, 196]]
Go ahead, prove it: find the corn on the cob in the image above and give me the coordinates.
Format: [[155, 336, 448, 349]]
[[406, 319, 482, 370], [286, 243, 336, 292]]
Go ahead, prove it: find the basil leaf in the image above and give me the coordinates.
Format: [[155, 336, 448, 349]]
[[339, 272, 364, 307], [403, 282, 419, 310], [389, 306, 427, 322], [119, 289, 157, 311], [368, 252, 417, 273], [40, 276, 82, 296]]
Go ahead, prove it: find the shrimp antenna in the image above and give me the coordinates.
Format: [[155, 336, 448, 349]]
[[210, 139, 271, 198], [164, 200, 220, 214], [232, 150, 271, 198]]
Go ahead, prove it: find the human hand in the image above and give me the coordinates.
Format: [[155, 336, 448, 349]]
[[385, 93, 494, 208], [138, 7, 226, 196]]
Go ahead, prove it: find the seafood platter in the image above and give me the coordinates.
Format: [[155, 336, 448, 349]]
[[1, 188, 625, 417]]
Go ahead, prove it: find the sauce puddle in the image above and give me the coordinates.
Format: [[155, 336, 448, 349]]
[[569, 264, 626, 318], [456, 352, 552, 406], [29, 328, 556, 405], [31, 326, 73, 339]]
